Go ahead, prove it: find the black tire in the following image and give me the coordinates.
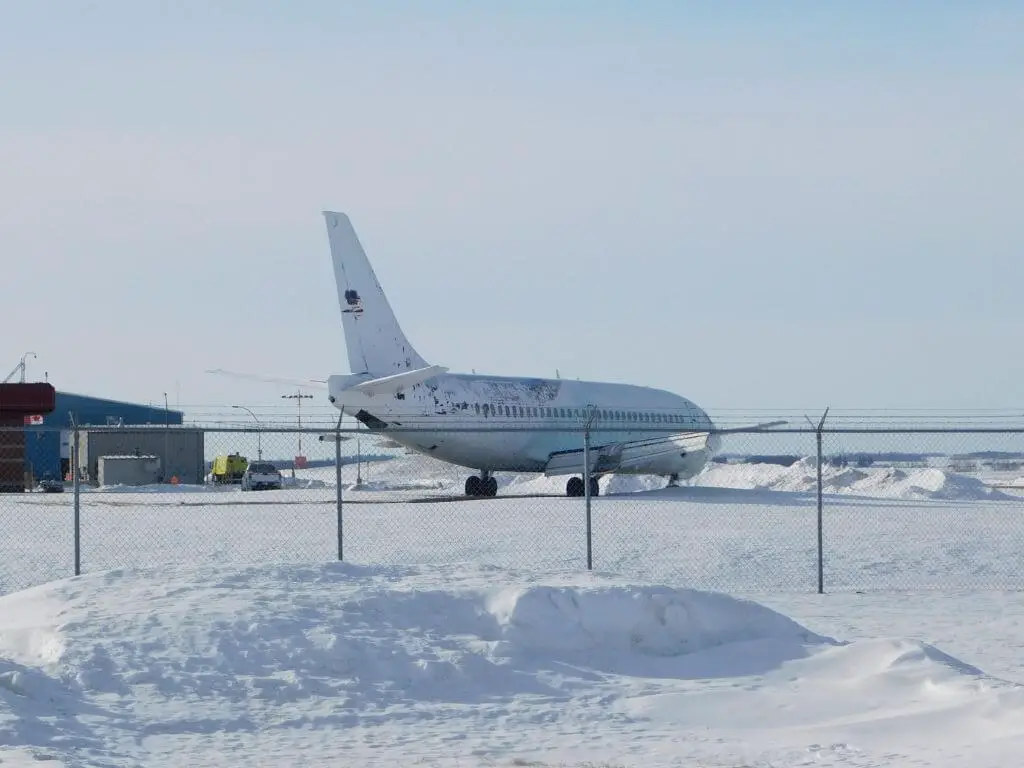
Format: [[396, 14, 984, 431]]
[[589, 477, 600, 497], [483, 477, 498, 497], [566, 477, 584, 497], [465, 476, 483, 496]]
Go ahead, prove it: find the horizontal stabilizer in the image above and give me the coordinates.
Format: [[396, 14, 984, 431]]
[[205, 369, 328, 390], [344, 364, 448, 397]]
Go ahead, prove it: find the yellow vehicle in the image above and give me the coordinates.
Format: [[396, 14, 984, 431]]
[[210, 453, 249, 484]]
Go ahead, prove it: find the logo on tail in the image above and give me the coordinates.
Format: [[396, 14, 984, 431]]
[[343, 289, 364, 315]]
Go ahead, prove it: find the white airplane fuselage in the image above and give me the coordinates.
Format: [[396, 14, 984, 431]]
[[329, 370, 720, 479]]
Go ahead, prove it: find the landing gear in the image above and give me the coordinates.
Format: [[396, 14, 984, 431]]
[[566, 476, 600, 497], [465, 472, 498, 498], [483, 476, 497, 497], [667, 473, 681, 488]]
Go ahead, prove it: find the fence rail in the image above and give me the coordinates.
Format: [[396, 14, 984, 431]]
[[2, 423, 1023, 596]]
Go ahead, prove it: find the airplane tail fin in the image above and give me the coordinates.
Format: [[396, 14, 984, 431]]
[[323, 211, 428, 375]]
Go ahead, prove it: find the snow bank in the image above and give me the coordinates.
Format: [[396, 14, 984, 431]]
[[690, 459, 1014, 501], [0, 563, 1016, 767], [487, 582, 825, 656], [80, 455, 1012, 504]]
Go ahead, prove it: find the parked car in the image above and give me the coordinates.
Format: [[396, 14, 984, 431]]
[[37, 477, 64, 493], [240, 462, 283, 491]]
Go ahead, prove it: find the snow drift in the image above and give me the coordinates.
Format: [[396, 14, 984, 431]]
[[692, 458, 1014, 501], [2, 563, 1021, 767]]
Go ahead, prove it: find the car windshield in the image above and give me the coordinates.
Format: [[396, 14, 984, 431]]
[[250, 463, 276, 473]]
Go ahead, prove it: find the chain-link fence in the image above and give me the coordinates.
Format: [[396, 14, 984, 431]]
[[3, 423, 1024, 596]]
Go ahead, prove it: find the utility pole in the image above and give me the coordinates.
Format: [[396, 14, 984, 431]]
[[282, 390, 314, 458], [163, 392, 170, 483], [232, 405, 262, 460]]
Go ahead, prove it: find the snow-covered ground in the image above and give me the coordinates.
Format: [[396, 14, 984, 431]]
[[3, 563, 1024, 767], [6, 561, 1024, 765], [3, 455, 1024, 766]]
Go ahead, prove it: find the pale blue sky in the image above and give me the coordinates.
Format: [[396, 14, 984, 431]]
[[1, 2, 1022, 422]]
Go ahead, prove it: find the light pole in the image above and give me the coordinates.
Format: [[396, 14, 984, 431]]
[[281, 390, 314, 458], [232, 405, 262, 460]]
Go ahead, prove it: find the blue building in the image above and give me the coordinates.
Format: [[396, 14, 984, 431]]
[[24, 392, 183, 481]]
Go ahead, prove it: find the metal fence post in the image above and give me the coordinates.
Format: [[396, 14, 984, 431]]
[[583, 423, 592, 571], [335, 413, 344, 561], [581, 404, 597, 571], [71, 419, 81, 577], [814, 407, 829, 594]]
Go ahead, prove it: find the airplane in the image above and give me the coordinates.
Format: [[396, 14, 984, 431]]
[[212, 211, 783, 497], [319, 211, 782, 498]]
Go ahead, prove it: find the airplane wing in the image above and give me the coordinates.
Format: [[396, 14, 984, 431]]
[[544, 431, 714, 476], [542, 420, 788, 477], [713, 420, 788, 434], [205, 368, 329, 390]]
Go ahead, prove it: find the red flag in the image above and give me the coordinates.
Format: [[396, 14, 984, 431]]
[[23, 414, 43, 425]]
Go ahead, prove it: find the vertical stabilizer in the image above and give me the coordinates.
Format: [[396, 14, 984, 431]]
[[323, 211, 428, 375]]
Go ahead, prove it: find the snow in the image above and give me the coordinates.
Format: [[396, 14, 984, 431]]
[[693, 458, 1014, 501], [3, 562, 1024, 768], [3, 456, 1024, 765], [77, 453, 1013, 502]]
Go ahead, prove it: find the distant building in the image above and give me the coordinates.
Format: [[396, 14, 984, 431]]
[[24, 392, 182, 481], [75, 428, 205, 486]]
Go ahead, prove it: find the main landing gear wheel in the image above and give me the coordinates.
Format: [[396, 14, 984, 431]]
[[566, 477, 600, 497], [465, 475, 498, 497]]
